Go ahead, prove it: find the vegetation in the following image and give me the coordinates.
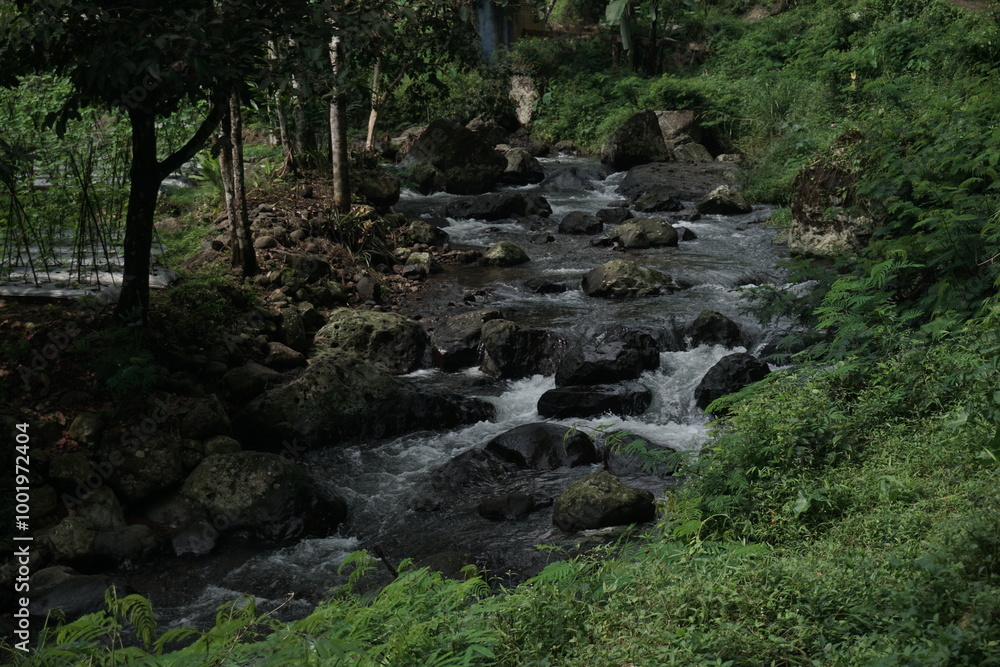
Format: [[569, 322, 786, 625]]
[[4, 0, 1000, 664]]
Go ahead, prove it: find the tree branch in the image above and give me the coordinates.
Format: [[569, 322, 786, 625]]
[[157, 89, 230, 179]]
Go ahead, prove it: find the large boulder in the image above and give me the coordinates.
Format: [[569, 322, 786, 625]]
[[477, 493, 553, 521], [610, 218, 679, 249], [481, 241, 530, 267], [537, 382, 652, 419], [429, 309, 504, 371], [28, 567, 132, 622], [400, 118, 507, 194], [443, 192, 552, 221], [355, 170, 401, 208], [540, 165, 608, 191], [596, 207, 633, 225], [107, 433, 185, 502], [484, 423, 600, 469], [601, 110, 671, 172], [655, 110, 703, 146], [502, 148, 545, 185], [180, 452, 346, 540], [555, 341, 646, 386], [696, 185, 752, 215], [403, 220, 450, 247], [602, 432, 679, 477], [429, 448, 509, 492], [694, 353, 771, 411], [558, 211, 603, 235], [582, 260, 673, 298], [618, 161, 739, 202], [243, 351, 494, 446], [553, 470, 656, 531], [685, 310, 741, 348], [313, 308, 428, 374], [479, 320, 567, 379]]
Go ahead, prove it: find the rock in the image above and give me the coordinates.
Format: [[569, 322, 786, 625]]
[[672, 141, 714, 162], [254, 235, 278, 250], [405, 220, 450, 247], [314, 308, 428, 374], [601, 326, 662, 370], [686, 310, 741, 348], [537, 382, 652, 419], [610, 219, 679, 249], [223, 362, 283, 402], [40, 516, 95, 562], [553, 470, 655, 531], [264, 342, 307, 370], [29, 567, 130, 621], [694, 353, 771, 411], [403, 252, 443, 279], [243, 351, 495, 447], [481, 241, 530, 267], [502, 148, 545, 185], [466, 115, 509, 146], [356, 276, 383, 303], [479, 320, 566, 379], [601, 110, 671, 172], [429, 309, 504, 371], [180, 395, 231, 440], [108, 433, 185, 502], [400, 118, 507, 194], [524, 277, 567, 294], [596, 207, 633, 225], [530, 233, 555, 244], [204, 435, 242, 456], [485, 423, 601, 469], [181, 452, 346, 540], [618, 161, 739, 202], [789, 163, 874, 257], [582, 260, 673, 298], [555, 341, 645, 386], [696, 185, 752, 215], [171, 516, 218, 556], [511, 74, 539, 126], [553, 139, 580, 155], [356, 170, 401, 208], [677, 226, 698, 241], [558, 211, 603, 235], [654, 110, 702, 145], [278, 308, 308, 352], [602, 432, 679, 477], [540, 165, 608, 191], [273, 252, 331, 283], [632, 192, 683, 213], [48, 452, 92, 490], [477, 493, 553, 521], [67, 413, 103, 444], [430, 448, 509, 492], [92, 525, 155, 562], [443, 192, 552, 221], [74, 486, 126, 533]]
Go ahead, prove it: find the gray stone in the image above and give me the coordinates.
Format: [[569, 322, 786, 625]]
[[694, 353, 771, 412], [180, 394, 231, 440], [429, 309, 504, 371], [405, 220, 450, 247], [610, 219, 679, 249], [601, 110, 671, 172], [553, 470, 656, 531], [485, 423, 600, 469], [67, 413, 104, 444], [40, 516, 95, 561], [537, 382, 652, 420], [479, 320, 567, 379], [686, 310, 741, 348], [481, 241, 530, 267], [92, 525, 155, 562], [401, 118, 507, 195], [582, 260, 673, 298], [314, 308, 428, 374], [696, 185, 752, 215], [223, 362, 283, 402], [502, 148, 545, 185], [558, 211, 603, 235], [204, 435, 243, 456], [264, 341, 307, 370]]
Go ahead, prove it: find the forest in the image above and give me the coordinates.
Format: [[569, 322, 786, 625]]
[[2, 0, 1000, 664]]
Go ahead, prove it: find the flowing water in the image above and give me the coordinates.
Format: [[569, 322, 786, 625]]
[[127, 156, 794, 629]]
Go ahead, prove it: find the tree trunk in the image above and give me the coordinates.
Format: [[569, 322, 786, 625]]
[[228, 92, 258, 276], [364, 57, 382, 153], [291, 74, 308, 162], [329, 33, 350, 212], [116, 110, 160, 322], [269, 40, 297, 175]]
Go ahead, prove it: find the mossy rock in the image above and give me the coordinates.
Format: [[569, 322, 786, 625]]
[[553, 470, 655, 531], [313, 308, 428, 374]]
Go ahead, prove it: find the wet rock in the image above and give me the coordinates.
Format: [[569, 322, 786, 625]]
[[356, 170, 401, 208], [485, 423, 600, 469], [672, 141, 714, 162], [478, 493, 554, 521], [537, 382, 652, 419], [273, 251, 331, 283], [479, 320, 567, 379], [529, 233, 555, 244], [314, 308, 428, 374], [610, 218, 679, 249], [558, 211, 603, 235], [400, 118, 506, 195], [696, 185, 752, 215], [632, 192, 683, 213], [181, 452, 346, 540], [39, 516, 95, 562], [404, 252, 443, 278], [443, 192, 552, 221], [686, 310, 741, 348], [429, 309, 504, 372], [601, 110, 671, 172], [555, 341, 645, 386], [540, 165, 608, 191], [601, 326, 662, 370], [28, 567, 131, 621], [92, 525, 155, 562], [596, 207, 633, 225], [524, 277, 567, 294], [481, 241, 530, 267], [694, 353, 771, 412], [67, 413, 104, 444], [502, 148, 545, 185], [553, 470, 656, 531], [107, 433, 185, 502], [677, 226, 698, 241], [243, 351, 495, 447], [430, 448, 509, 492], [602, 432, 679, 477], [582, 260, 673, 298], [618, 161, 739, 202]]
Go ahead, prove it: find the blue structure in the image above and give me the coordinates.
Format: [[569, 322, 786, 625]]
[[477, 0, 512, 64]]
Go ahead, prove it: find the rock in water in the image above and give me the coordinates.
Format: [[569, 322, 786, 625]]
[[601, 110, 671, 172], [582, 260, 673, 298], [553, 470, 656, 531], [694, 353, 771, 412], [484, 423, 600, 469]]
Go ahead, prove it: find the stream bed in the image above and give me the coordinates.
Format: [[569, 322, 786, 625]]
[[124, 155, 793, 630]]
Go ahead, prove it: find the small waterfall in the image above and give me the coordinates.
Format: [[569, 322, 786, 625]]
[[477, 0, 511, 64]]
